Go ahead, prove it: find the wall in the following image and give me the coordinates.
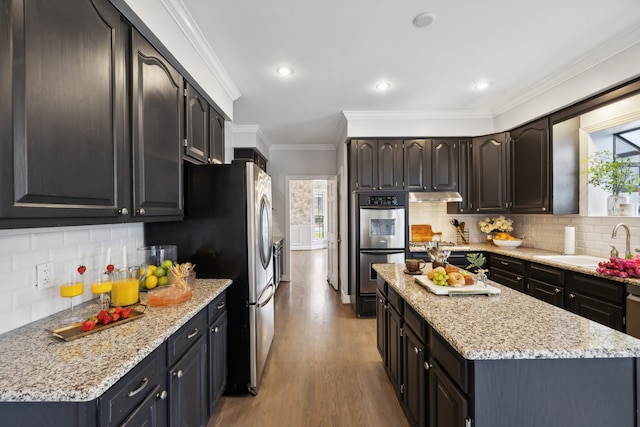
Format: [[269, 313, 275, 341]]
[[0, 223, 144, 334], [409, 202, 640, 260]]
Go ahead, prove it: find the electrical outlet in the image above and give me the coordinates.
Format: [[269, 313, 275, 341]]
[[36, 262, 54, 290]]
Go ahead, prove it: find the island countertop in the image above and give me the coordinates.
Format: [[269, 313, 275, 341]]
[[374, 263, 640, 361], [0, 278, 231, 402]]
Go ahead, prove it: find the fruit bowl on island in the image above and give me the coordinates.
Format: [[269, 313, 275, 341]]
[[492, 238, 523, 248]]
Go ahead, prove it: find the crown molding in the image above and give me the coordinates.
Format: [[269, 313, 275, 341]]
[[270, 144, 336, 151], [493, 24, 640, 116], [160, 0, 241, 101], [342, 110, 494, 121], [228, 124, 272, 148]]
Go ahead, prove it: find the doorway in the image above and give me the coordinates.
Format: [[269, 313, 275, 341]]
[[286, 176, 339, 291]]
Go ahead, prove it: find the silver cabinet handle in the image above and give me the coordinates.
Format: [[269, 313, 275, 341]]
[[137, 208, 146, 215], [554, 288, 561, 294], [128, 377, 148, 397], [424, 362, 432, 370], [516, 276, 522, 282], [118, 207, 129, 216], [212, 326, 219, 333], [414, 347, 419, 354], [174, 370, 183, 378], [500, 261, 509, 266], [187, 328, 199, 339], [157, 390, 168, 400], [569, 293, 576, 299], [216, 302, 226, 309]]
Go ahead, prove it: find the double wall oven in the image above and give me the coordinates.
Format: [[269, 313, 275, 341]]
[[351, 192, 407, 316]]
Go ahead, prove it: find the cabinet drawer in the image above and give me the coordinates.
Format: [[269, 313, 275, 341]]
[[387, 286, 403, 315], [208, 292, 227, 324], [566, 272, 625, 305], [527, 262, 564, 286], [490, 254, 525, 274], [529, 278, 564, 308], [99, 342, 165, 426], [404, 303, 427, 344], [491, 267, 525, 293], [168, 310, 206, 366], [430, 330, 469, 393]]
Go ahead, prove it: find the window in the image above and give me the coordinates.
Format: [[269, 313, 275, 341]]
[[313, 189, 326, 241]]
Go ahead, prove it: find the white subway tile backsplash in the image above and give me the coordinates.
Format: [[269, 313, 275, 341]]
[[0, 223, 144, 335]]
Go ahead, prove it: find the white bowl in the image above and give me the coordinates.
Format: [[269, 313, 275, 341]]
[[492, 239, 523, 248]]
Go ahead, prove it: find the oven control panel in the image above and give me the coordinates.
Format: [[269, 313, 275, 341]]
[[364, 195, 398, 206]]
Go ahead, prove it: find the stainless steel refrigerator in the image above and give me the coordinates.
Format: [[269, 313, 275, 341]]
[[145, 161, 275, 395]]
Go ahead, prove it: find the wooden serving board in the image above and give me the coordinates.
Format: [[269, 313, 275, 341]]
[[411, 224, 442, 242], [51, 307, 146, 341], [414, 276, 501, 296]]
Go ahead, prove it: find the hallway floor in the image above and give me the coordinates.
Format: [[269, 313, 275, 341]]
[[209, 249, 409, 426]]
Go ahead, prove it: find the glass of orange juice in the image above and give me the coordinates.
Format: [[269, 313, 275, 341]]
[[60, 270, 85, 323], [111, 267, 140, 307], [90, 270, 113, 310]]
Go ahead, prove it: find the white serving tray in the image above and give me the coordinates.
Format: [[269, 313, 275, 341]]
[[414, 275, 501, 296]]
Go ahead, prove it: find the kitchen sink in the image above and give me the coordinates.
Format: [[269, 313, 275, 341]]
[[533, 254, 604, 269]]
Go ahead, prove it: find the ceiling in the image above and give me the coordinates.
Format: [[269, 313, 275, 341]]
[[179, 0, 640, 147]]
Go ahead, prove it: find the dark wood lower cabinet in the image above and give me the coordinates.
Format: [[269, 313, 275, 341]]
[[490, 267, 524, 292], [376, 290, 387, 362], [208, 311, 228, 415], [403, 326, 427, 427], [528, 278, 564, 308], [120, 385, 166, 427], [567, 292, 624, 331], [386, 305, 403, 400], [168, 336, 207, 427], [429, 365, 469, 427]]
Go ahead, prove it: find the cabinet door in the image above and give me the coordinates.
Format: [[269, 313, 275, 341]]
[[131, 30, 183, 218], [1, 0, 127, 221], [429, 364, 469, 427], [386, 306, 403, 400], [473, 133, 509, 213], [403, 326, 426, 427], [352, 140, 377, 190], [120, 385, 167, 427], [376, 290, 387, 363], [377, 139, 403, 190], [448, 139, 473, 214], [208, 311, 227, 415], [169, 336, 206, 427], [510, 118, 549, 213], [528, 278, 564, 308], [404, 139, 430, 190], [184, 82, 209, 164], [566, 292, 624, 331], [431, 139, 458, 191], [209, 106, 225, 164]]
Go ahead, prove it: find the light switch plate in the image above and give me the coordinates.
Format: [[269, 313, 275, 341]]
[[36, 262, 54, 290]]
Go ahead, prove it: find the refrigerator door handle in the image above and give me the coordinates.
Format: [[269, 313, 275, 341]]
[[360, 249, 405, 255], [256, 282, 276, 308]]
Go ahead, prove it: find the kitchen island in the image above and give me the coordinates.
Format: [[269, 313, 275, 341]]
[[0, 278, 231, 426], [374, 263, 640, 427]]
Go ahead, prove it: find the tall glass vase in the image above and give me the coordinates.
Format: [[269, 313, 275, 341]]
[[607, 194, 629, 216]]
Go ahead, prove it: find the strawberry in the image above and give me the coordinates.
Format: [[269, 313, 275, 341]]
[[97, 310, 109, 321], [81, 319, 96, 332], [113, 306, 122, 314], [121, 307, 132, 319], [106, 264, 115, 273], [111, 312, 121, 322], [77, 265, 87, 275], [101, 314, 112, 325]]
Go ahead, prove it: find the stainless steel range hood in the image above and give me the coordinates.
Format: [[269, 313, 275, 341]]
[[408, 191, 463, 202]]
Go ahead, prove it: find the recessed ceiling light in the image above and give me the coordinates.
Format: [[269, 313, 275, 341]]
[[413, 12, 435, 28], [376, 82, 391, 91], [276, 66, 294, 76], [475, 82, 490, 91]]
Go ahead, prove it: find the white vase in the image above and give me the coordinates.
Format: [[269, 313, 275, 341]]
[[607, 194, 629, 216]]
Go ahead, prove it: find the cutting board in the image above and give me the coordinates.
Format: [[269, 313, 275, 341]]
[[414, 275, 501, 296], [411, 224, 442, 242]]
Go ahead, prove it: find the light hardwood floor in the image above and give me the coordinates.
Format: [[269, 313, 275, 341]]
[[209, 249, 409, 427]]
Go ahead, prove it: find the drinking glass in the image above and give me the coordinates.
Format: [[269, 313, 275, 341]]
[[59, 270, 85, 323], [90, 270, 112, 310]]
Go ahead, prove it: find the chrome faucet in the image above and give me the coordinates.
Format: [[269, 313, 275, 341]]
[[612, 223, 632, 259]]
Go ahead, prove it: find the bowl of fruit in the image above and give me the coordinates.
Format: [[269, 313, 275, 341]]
[[492, 233, 523, 248], [137, 245, 177, 290]]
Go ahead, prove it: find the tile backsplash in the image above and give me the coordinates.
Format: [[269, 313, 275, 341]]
[[0, 223, 144, 335], [409, 202, 640, 259]]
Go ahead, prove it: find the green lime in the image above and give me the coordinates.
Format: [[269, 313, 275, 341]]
[[161, 259, 173, 270], [153, 267, 166, 277], [158, 276, 169, 286]]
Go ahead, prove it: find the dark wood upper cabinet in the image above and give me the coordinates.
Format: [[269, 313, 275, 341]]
[[510, 118, 550, 213], [473, 133, 509, 214], [350, 139, 402, 191], [131, 30, 184, 219], [431, 139, 458, 191], [184, 82, 209, 164], [0, 0, 128, 222], [209, 106, 225, 164], [404, 138, 458, 192], [404, 139, 430, 190], [448, 139, 473, 214]]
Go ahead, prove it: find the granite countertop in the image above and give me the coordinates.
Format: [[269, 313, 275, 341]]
[[374, 263, 640, 361], [0, 278, 232, 402]]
